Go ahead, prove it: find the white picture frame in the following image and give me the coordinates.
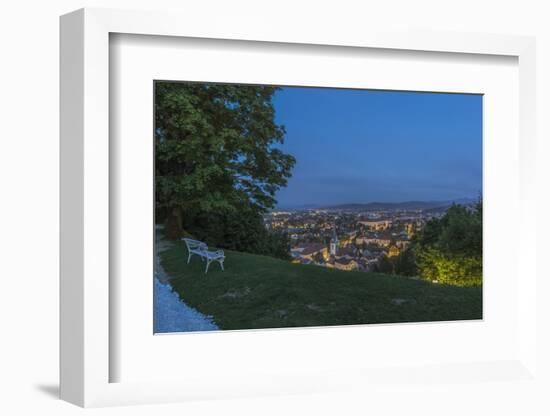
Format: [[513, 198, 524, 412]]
[[60, 7, 538, 408]]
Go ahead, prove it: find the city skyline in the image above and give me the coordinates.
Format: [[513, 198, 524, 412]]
[[272, 87, 482, 208]]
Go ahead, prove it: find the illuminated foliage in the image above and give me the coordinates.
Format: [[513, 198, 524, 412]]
[[414, 201, 482, 287]]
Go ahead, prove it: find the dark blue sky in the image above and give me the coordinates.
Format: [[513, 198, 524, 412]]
[[272, 87, 482, 208]]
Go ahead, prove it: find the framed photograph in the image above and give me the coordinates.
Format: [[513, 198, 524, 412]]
[[152, 81, 484, 334], [60, 8, 538, 408]]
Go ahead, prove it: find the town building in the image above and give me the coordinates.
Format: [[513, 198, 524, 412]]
[[388, 244, 400, 257], [291, 243, 329, 262], [358, 219, 392, 230]]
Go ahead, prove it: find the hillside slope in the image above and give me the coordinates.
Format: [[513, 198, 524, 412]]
[[160, 242, 482, 330]]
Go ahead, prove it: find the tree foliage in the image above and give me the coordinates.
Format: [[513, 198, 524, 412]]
[[155, 82, 295, 217], [183, 203, 291, 260], [413, 201, 482, 286], [374, 254, 394, 274], [155, 81, 296, 259], [393, 248, 417, 277]]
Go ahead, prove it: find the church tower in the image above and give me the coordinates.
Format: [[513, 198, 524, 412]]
[[330, 225, 339, 256]]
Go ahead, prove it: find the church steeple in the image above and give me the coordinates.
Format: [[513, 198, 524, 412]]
[[330, 224, 339, 256]]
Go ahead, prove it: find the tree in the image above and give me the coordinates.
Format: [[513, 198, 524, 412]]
[[393, 248, 417, 277], [375, 255, 394, 274], [413, 201, 482, 286], [155, 82, 296, 239], [184, 203, 291, 260]]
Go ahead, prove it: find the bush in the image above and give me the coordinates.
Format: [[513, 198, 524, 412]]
[[413, 201, 482, 286], [373, 254, 394, 274], [182, 206, 291, 260], [393, 248, 418, 277], [415, 247, 482, 287]]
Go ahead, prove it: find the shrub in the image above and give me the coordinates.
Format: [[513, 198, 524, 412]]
[[183, 206, 291, 260], [393, 248, 418, 277], [415, 247, 482, 287], [413, 201, 482, 286]]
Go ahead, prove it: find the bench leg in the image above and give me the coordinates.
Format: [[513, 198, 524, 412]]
[[219, 260, 224, 271], [205, 259, 211, 274], [187, 252, 192, 264]]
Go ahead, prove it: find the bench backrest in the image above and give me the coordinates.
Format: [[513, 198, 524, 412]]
[[182, 238, 207, 251]]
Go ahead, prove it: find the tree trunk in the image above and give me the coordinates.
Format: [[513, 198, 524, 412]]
[[164, 206, 183, 240]]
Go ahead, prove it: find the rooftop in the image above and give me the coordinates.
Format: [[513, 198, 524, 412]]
[[299, 243, 327, 255]]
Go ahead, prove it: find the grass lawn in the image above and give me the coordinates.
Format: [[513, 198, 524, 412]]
[[160, 241, 482, 330]]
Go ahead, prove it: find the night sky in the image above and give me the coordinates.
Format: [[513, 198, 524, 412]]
[[272, 87, 482, 208]]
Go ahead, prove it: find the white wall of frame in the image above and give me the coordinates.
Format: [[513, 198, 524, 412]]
[[1, 1, 549, 415], [110, 33, 519, 385]]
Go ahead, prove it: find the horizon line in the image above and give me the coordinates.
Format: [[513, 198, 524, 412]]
[[274, 196, 480, 209]]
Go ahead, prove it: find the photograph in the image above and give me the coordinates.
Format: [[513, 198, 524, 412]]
[[153, 81, 483, 333], [5, 1, 541, 413]]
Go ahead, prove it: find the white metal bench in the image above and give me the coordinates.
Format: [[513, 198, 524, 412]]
[[182, 238, 225, 274]]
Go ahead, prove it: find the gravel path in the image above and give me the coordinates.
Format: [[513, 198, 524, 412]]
[[154, 228, 219, 333]]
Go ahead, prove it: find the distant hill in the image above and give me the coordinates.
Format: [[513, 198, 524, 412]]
[[325, 198, 477, 212]]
